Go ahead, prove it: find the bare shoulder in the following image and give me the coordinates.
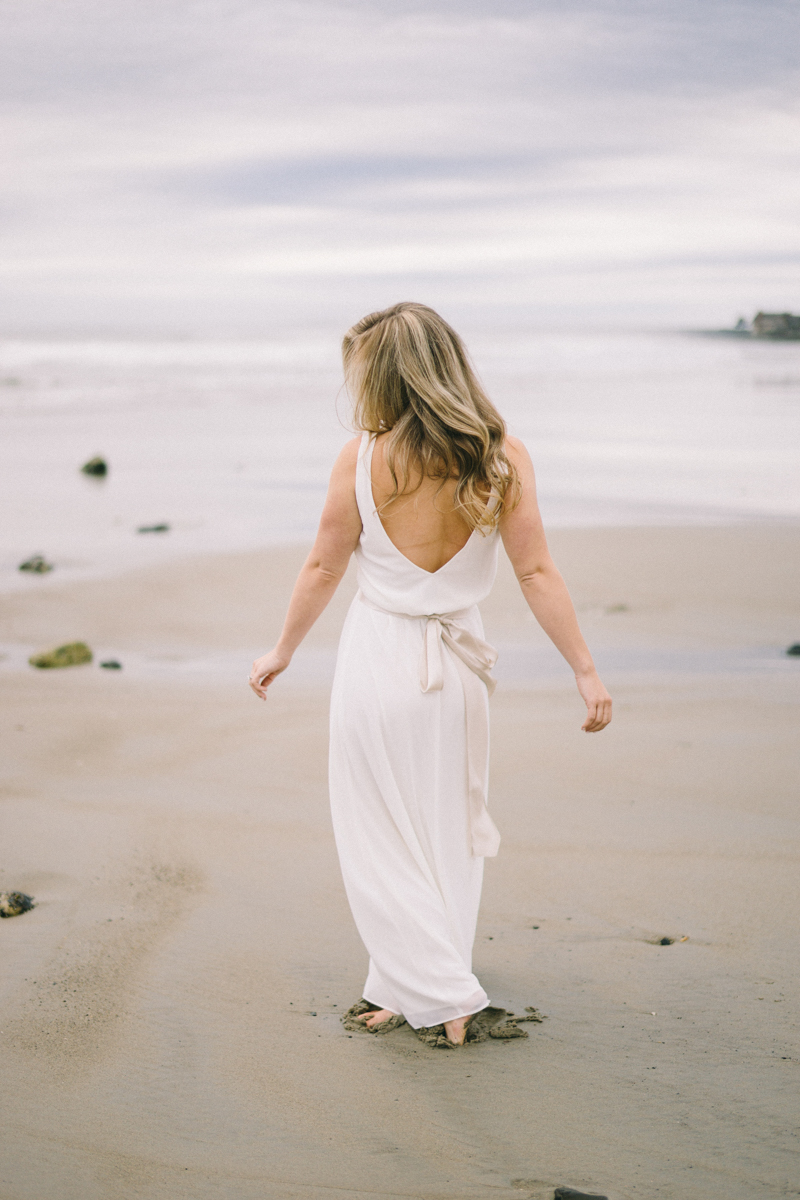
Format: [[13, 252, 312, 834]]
[[504, 434, 529, 458], [337, 435, 362, 463], [330, 436, 362, 477], [321, 437, 362, 531], [504, 435, 534, 473]]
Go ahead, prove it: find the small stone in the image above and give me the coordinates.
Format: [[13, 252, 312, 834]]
[[19, 554, 53, 574], [660, 937, 674, 945], [29, 641, 93, 669], [0, 891, 35, 918], [100, 660, 123, 670], [81, 456, 107, 476], [786, 643, 800, 656], [137, 523, 170, 533]]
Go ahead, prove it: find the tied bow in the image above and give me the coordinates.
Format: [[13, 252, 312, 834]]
[[419, 612, 497, 697]]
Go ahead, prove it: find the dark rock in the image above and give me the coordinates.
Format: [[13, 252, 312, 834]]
[[786, 644, 800, 656], [19, 554, 53, 574], [81, 456, 107, 476], [137, 523, 170, 533], [29, 641, 92, 669], [100, 659, 123, 670], [0, 891, 35, 917], [554, 1188, 609, 1200], [660, 937, 674, 945]]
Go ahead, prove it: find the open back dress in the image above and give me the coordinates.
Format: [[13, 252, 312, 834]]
[[329, 432, 502, 1029]]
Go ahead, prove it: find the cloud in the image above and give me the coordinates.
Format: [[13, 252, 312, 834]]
[[1, 0, 799, 332]]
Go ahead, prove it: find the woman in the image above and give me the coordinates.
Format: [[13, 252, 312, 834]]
[[249, 303, 612, 1047]]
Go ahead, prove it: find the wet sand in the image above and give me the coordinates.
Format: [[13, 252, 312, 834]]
[[1, 525, 799, 1200]]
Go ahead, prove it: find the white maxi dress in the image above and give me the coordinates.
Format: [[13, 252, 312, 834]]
[[329, 433, 502, 1029]]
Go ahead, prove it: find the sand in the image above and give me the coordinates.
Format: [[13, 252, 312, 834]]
[[1, 525, 799, 1200]]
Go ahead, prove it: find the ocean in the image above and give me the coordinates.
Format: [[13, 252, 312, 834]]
[[2, 328, 799, 592]]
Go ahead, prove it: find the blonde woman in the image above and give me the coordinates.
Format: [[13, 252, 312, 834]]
[[249, 303, 611, 1047]]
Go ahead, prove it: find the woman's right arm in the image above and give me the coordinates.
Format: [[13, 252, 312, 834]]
[[248, 438, 362, 700], [499, 436, 612, 732]]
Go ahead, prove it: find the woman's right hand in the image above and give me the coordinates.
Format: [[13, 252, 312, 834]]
[[248, 648, 291, 700]]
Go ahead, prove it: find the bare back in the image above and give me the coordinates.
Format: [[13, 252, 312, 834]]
[[370, 432, 475, 574]]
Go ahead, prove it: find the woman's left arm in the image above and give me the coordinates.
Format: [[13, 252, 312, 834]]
[[248, 438, 362, 700], [500, 437, 612, 732]]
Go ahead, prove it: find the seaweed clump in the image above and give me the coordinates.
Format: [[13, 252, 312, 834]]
[[0, 892, 35, 917], [29, 642, 92, 669], [19, 555, 53, 574], [81, 456, 107, 476]]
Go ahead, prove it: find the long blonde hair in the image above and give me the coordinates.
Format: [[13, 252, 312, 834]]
[[342, 302, 518, 531]]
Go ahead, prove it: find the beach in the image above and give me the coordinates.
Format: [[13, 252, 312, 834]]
[[2, 523, 799, 1200], [4, 0, 800, 1191]]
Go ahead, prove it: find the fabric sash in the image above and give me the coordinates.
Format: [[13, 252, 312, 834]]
[[357, 591, 501, 858]]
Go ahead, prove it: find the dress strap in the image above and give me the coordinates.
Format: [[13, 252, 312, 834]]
[[354, 433, 377, 525]]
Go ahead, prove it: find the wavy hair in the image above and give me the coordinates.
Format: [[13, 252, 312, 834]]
[[342, 302, 519, 531]]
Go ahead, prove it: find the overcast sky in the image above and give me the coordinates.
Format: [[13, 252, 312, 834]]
[[1, 0, 799, 335]]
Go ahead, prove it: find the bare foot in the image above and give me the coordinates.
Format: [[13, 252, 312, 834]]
[[443, 1014, 474, 1045], [356, 1007, 398, 1029]]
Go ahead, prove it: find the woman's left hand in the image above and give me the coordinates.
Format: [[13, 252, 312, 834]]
[[248, 648, 291, 700], [576, 670, 612, 732]]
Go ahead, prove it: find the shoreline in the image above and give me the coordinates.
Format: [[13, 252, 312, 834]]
[[4, 521, 799, 660], [4, 506, 800, 601]]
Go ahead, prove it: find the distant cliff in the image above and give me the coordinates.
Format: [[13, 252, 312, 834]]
[[752, 312, 800, 339], [701, 312, 800, 339]]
